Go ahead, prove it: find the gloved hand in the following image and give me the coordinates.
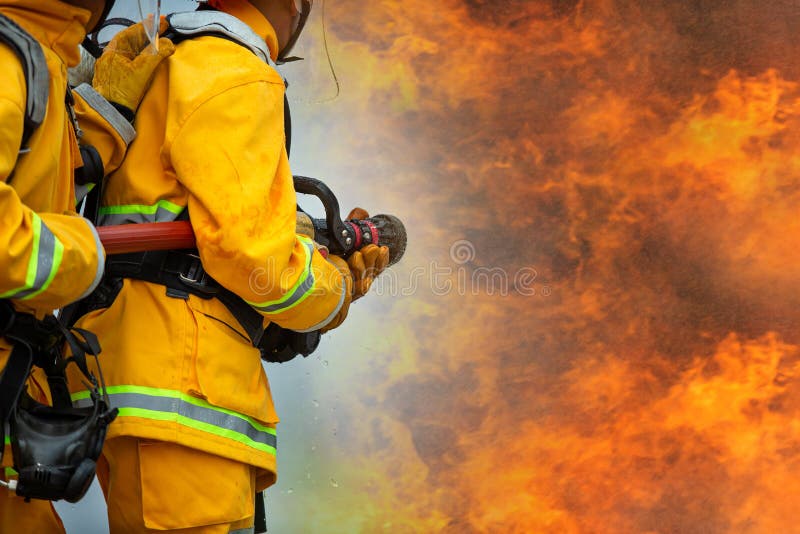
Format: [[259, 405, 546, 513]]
[[93, 18, 175, 112], [320, 255, 353, 333], [347, 244, 389, 300], [345, 208, 390, 301]]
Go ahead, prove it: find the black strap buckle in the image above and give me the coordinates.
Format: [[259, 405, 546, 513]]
[[177, 254, 218, 296]]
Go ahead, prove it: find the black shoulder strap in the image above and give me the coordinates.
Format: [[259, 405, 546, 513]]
[[0, 13, 49, 151]]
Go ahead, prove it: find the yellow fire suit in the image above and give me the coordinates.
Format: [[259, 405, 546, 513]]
[[0, 1, 131, 531], [69, 1, 347, 530]]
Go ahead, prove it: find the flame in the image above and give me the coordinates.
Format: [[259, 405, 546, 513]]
[[275, 1, 800, 532]]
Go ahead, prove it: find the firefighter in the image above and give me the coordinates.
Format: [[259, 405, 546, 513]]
[[0, 0, 173, 531], [67, 0, 388, 532]]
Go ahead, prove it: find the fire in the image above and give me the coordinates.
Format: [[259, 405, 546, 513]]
[[273, 0, 800, 532]]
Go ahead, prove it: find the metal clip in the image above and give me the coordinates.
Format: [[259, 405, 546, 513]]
[[177, 255, 218, 296], [65, 87, 83, 139]]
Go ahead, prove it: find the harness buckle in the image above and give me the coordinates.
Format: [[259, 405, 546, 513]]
[[177, 254, 218, 296]]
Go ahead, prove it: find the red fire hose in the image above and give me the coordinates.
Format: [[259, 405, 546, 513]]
[[97, 222, 196, 255]]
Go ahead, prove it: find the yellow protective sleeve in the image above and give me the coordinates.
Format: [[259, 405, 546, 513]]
[[169, 80, 345, 332], [0, 184, 104, 310], [0, 49, 104, 312]]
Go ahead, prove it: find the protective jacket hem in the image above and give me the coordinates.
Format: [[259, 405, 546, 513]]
[[104, 418, 276, 482]]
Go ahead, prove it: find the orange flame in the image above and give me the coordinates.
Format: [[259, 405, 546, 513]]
[[277, 1, 800, 531]]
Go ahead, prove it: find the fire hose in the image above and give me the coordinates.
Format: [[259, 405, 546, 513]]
[[95, 176, 407, 362]]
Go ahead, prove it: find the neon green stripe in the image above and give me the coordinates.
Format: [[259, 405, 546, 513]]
[[275, 236, 323, 313], [4, 467, 17, 477], [247, 236, 314, 310], [264, 275, 316, 314], [72, 385, 276, 434], [0, 215, 41, 299], [99, 199, 183, 216], [284, 275, 315, 310], [20, 235, 64, 301], [3, 435, 9, 446], [25, 214, 42, 289], [117, 407, 276, 455], [249, 236, 311, 308]]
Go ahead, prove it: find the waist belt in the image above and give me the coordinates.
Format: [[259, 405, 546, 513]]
[[105, 250, 266, 346], [101, 250, 320, 362]]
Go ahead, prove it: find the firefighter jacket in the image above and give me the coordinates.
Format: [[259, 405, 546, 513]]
[[71, 1, 346, 487], [0, 0, 133, 472], [0, 0, 130, 340]]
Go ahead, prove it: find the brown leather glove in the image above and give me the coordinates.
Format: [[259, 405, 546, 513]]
[[93, 18, 175, 112], [320, 255, 353, 333], [345, 208, 390, 301], [347, 244, 390, 301]]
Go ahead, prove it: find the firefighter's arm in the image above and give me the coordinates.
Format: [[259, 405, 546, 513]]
[[170, 81, 346, 331], [0, 98, 104, 310]]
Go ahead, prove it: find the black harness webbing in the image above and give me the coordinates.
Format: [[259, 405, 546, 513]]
[[103, 249, 266, 346], [0, 303, 37, 438], [0, 301, 102, 450]]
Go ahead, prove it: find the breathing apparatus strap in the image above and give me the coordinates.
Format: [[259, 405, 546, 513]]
[[0, 304, 34, 440]]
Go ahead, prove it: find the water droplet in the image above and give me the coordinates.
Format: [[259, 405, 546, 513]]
[[330, 478, 338, 488], [312, 399, 320, 407], [322, 360, 329, 366], [286, 488, 294, 494], [311, 445, 317, 451]]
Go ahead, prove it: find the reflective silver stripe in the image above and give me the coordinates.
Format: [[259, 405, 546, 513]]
[[293, 274, 346, 333], [98, 203, 183, 226], [77, 219, 105, 300], [229, 528, 254, 534], [74, 390, 277, 452], [168, 11, 272, 65], [73, 83, 136, 145], [249, 238, 315, 314], [2, 215, 62, 300]]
